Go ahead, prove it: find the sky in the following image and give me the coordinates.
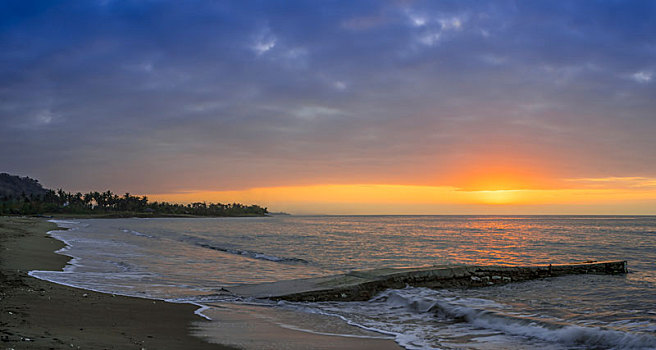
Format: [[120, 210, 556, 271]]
[[1, 0, 656, 214]]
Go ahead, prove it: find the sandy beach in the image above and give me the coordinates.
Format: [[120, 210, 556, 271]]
[[0, 217, 403, 350], [0, 217, 234, 349]]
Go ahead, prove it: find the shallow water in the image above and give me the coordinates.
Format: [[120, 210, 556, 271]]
[[31, 216, 656, 349]]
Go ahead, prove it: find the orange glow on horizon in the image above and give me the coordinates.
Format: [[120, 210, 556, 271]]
[[146, 179, 656, 215], [440, 156, 562, 192], [146, 156, 656, 214], [474, 190, 522, 204]]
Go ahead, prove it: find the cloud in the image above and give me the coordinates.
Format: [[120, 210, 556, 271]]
[[332, 81, 347, 91], [404, 10, 427, 27], [438, 16, 462, 31], [292, 106, 345, 121], [0, 0, 655, 197], [415, 15, 464, 47], [567, 177, 656, 189], [631, 71, 652, 83], [341, 15, 387, 31], [252, 28, 277, 55], [33, 109, 55, 126]]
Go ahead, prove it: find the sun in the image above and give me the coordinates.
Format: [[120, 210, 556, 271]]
[[445, 163, 552, 205], [474, 190, 522, 204]]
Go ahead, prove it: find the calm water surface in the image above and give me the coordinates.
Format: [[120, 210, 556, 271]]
[[31, 216, 656, 349]]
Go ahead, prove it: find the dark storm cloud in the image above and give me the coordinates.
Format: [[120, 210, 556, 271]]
[[1, 0, 655, 192]]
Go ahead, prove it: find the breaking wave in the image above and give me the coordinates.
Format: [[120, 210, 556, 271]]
[[369, 288, 656, 349], [196, 242, 308, 264], [121, 228, 154, 238], [180, 235, 308, 264]]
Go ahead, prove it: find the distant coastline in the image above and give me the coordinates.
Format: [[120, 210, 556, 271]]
[[30, 212, 270, 220], [0, 173, 268, 217]]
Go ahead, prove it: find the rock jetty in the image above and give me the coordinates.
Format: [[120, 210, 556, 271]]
[[229, 260, 627, 302]]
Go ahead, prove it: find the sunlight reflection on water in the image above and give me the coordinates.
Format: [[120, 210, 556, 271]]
[[31, 216, 656, 350]]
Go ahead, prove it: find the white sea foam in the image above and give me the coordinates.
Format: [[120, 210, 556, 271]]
[[28, 216, 656, 350], [346, 288, 656, 349], [273, 287, 656, 349], [275, 322, 392, 339], [43, 223, 82, 272], [188, 302, 212, 321], [439, 301, 656, 349], [187, 236, 309, 264], [121, 228, 154, 238], [48, 219, 80, 227]]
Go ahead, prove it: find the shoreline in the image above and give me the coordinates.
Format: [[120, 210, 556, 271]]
[[1, 216, 404, 350], [0, 216, 234, 349], [31, 212, 270, 219]]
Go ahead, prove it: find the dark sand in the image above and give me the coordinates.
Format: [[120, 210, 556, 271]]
[[0, 217, 403, 349], [0, 217, 233, 349]]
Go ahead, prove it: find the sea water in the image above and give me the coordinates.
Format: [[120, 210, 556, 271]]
[[30, 216, 656, 349]]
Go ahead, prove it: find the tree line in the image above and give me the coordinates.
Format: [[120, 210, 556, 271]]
[[0, 189, 268, 217]]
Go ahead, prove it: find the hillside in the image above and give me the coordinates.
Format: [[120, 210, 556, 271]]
[[0, 173, 47, 198]]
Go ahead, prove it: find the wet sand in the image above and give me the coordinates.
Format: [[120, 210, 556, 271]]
[[0, 217, 402, 349], [0, 217, 233, 349]]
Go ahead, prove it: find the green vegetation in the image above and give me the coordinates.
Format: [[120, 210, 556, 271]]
[[0, 173, 46, 198], [0, 173, 267, 217]]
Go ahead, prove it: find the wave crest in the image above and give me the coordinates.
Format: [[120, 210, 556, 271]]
[[373, 288, 656, 349], [180, 235, 308, 264]]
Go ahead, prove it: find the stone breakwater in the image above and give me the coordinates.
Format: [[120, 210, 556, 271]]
[[228, 260, 627, 302]]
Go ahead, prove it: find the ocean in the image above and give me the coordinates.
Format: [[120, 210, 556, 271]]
[[30, 216, 656, 349]]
